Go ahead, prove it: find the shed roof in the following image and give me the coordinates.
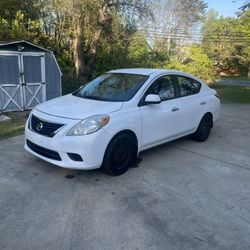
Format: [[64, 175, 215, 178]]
[[0, 40, 51, 52], [0, 40, 62, 75]]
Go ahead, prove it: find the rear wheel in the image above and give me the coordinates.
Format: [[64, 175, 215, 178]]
[[102, 134, 136, 176], [192, 114, 213, 142]]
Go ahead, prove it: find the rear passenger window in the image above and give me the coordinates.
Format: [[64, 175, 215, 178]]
[[145, 76, 176, 101], [176, 76, 201, 97]]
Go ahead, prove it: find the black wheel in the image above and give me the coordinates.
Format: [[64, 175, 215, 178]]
[[102, 134, 136, 176], [192, 115, 213, 142]]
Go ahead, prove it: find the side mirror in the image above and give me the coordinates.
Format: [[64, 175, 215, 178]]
[[144, 94, 161, 104]]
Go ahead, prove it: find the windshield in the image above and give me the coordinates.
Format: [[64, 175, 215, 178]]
[[73, 73, 149, 102]]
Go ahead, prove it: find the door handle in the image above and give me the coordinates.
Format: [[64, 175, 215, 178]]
[[171, 107, 179, 112], [200, 101, 206, 105]]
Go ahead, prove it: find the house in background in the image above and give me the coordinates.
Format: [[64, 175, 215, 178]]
[[0, 41, 62, 112]]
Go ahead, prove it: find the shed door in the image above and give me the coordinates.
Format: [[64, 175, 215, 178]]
[[0, 54, 23, 111], [21, 54, 46, 109]]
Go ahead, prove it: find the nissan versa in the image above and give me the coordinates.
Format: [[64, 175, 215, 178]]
[[25, 69, 221, 175]]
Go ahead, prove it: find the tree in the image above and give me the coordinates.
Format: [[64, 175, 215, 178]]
[[239, 1, 250, 12], [0, 0, 41, 21], [238, 7, 250, 76], [0, 0, 154, 86], [168, 44, 214, 82], [127, 33, 150, 67], [0, 11, 43, 43], [201, 9, 250, 76], [51, 0, 153, 81], [141, 0, 207, 55]]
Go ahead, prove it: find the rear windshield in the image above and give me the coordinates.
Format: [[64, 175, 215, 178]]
[[73, 73, 149, 102]]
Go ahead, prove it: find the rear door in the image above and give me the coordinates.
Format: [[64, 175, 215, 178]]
[[140, 75, 183, 149], [173, 75, 205, 133]]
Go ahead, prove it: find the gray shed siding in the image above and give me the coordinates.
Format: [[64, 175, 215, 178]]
[[45, 53, 61, 100], [23, 56, 42, 83], [0, 55, 19, 84]]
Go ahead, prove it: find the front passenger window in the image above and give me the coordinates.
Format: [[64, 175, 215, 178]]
[[145, 76, 175, 101]]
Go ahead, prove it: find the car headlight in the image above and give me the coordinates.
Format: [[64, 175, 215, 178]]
[[67, 115, 110, 136]]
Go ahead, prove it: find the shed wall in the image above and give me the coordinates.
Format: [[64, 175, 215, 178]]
[[45, 53, 61, 100]]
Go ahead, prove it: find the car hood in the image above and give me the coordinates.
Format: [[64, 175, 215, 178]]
[[35, 94, 123, 119]]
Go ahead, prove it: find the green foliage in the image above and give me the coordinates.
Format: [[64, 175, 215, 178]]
[[0, 0, 40, 21], [0, 11, 48, 44], [168, 45, 215, 82], [86, 13, 136, 78], [211, 85, 250, 103], [127, 34, 150, 67], [0, 112, 26, 140], [201, 9, 250, 76]]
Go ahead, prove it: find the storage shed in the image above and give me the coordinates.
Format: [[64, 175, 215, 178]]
[[0, 41, 62, 112]]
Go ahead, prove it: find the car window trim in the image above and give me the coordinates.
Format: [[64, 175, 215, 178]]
[[173, 74, 202, 98]]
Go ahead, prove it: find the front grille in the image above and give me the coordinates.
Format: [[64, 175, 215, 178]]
[[27, 140, 62, 161], [30, 115, 64, 137]]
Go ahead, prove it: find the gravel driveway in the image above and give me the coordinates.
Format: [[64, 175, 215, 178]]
[[0, 104, 250, 250]]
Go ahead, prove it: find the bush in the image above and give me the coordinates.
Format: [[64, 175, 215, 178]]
[[168, 45, 215, 83]]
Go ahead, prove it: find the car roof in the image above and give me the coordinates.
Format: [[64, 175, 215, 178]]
[[108, 68, 206, 85], [108, 68, 184, 75]]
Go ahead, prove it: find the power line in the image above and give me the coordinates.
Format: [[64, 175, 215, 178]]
[[139, 32, 250, 39], [133, 32, 250, 44], [137, 32, 250, 40], [141, 28, 250, 38]]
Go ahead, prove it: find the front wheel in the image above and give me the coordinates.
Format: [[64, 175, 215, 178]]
[[102, 134, 136, 176], [192, 115, 213, 142]]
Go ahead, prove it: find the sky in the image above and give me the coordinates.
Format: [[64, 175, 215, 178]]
[[205, 0, 247, 16]]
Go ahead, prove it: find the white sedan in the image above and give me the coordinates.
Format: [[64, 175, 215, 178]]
[[25, 69, 221, 175]]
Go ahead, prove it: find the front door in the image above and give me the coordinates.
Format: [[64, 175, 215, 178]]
[[140, 75, 182, 149]]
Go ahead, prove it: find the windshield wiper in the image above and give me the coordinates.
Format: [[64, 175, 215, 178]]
[[72, 93, 101, 100], [72, 92, 80, 97], [82, 95, 106, 101], [73, 93, 115, 102]]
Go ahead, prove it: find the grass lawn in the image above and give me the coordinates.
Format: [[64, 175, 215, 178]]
[[217, 76, 250, 81], [0, 111, 29, 140], [211, 85, 250, 104]]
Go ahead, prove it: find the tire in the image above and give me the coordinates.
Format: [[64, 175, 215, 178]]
[[102, 133, 136, 176], [192, 114, 213, 142]]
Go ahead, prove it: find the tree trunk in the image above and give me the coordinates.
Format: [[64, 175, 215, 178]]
[[88, 1, 109, 71], [72, 1, 108, 81], [73, 18, 88, 82]]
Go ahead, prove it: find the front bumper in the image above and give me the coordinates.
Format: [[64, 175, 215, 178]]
[[24, 109, 112, 170]]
